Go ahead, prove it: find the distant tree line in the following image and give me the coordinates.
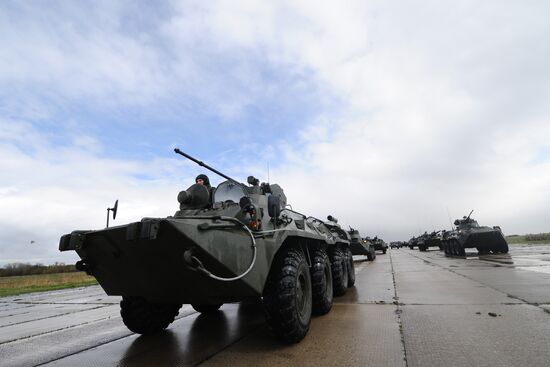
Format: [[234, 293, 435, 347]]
[[0, 262, 77, 277], [525, 233, 550, 241]]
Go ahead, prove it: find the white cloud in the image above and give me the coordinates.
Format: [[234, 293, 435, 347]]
[[0, 120, 197, 265]]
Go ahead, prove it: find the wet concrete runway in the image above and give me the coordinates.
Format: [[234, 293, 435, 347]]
[[2, 245, 550, 366]]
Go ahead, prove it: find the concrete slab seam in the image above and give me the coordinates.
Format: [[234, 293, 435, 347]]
[[0, 315, 116, 346], [389, 250, 409, 367], [30, 308, 199, 366], [0, 305, 108, 328], [195, 324, 266, 366], [32, 333, 134, 367]]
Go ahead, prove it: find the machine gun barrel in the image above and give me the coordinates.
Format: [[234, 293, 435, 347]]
[[174, 148, 242, 185], [466, 209, 474, 220]]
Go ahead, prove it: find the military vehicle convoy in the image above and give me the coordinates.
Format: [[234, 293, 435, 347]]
[[408, 236, 418, 249], [348, 227, 376, 261], [417, 231, 442, 252], [441, 211, 509, 256], [390, 241, 403, 249], [59, 150, 356, 343], [366, 236, 388, 254]]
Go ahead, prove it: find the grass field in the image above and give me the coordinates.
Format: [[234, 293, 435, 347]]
[[0, 272, 98, 297], [506, 235, 550, 245]]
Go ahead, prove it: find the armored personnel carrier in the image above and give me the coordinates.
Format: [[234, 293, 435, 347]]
[[417, 231, 442, 252], [323, 216, 356, 288], [390, 241, 403, 249], [441, 211, 508, 256], [59, 149, 354, 343], [415, 232, 428, 251], [348, 227, 376, 261], [408, 236, 418, 249], [366, 236, 387, 254]]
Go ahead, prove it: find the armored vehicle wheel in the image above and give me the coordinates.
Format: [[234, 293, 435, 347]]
[[344, 247, 355, 287], [457, 243, 466, 257], [367, 248, 376, 261], [262, 248, 312, 343], [310, 248, 333, 315], [120, 296, 181, 335], [500, 243, 509, 254], [191, 303, 223, 314], [382, 249, 387, 254], [329, 247, 348, 296], [477, 246, 490, 255], [453, 240, 464, 256], [452, 240, 459, 256]]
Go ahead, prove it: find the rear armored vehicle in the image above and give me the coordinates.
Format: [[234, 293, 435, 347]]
[[348, 227, 376, 261], [417, 231, 442, 251], [389, 242, 400, 249], [408, 236, 418, 249], [441, 211, 509, 256], [367, 236, 388, 254], [59, 149, 355, 343]]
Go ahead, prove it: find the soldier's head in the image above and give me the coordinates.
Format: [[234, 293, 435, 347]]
[[195, 174, 210, 186]]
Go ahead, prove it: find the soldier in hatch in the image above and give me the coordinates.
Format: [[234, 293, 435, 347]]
[[195, 174, 211, 190]]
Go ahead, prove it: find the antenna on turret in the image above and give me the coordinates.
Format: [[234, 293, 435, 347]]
[[267, 162, 270, 183], [446, 206, 454, 230], [106, 200, 118, 228]]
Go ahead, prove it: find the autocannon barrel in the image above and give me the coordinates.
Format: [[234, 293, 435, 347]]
[[174, 148, 242, 185]]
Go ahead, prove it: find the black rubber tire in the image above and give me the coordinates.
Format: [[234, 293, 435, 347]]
[[367, 248, 376, 261], [120, 296, 181, 335], [453, 240, 461, 256], [344, 247, 355, 287], [501, 243, 509, 254], [329, 247, 348, 296], [310, 248, 333, 315], [262, 248, 312, 343], [382, 249, 387, 254], [457, 242, 466, 257], [191, 303, 223, 313]]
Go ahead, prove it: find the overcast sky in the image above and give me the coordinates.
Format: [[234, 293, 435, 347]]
[[1, 1, 550, 265]]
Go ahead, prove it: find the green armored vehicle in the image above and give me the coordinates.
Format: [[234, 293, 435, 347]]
[[59, 150, 355, 343], [348, 227, 376, 261], [389, 242, 402, 249], [408, 236, 418, 249], [417, 231, 442, 251], [441, 211, 508, 256], [323, 216, 356, 288], [367, 236, 387, 254]]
